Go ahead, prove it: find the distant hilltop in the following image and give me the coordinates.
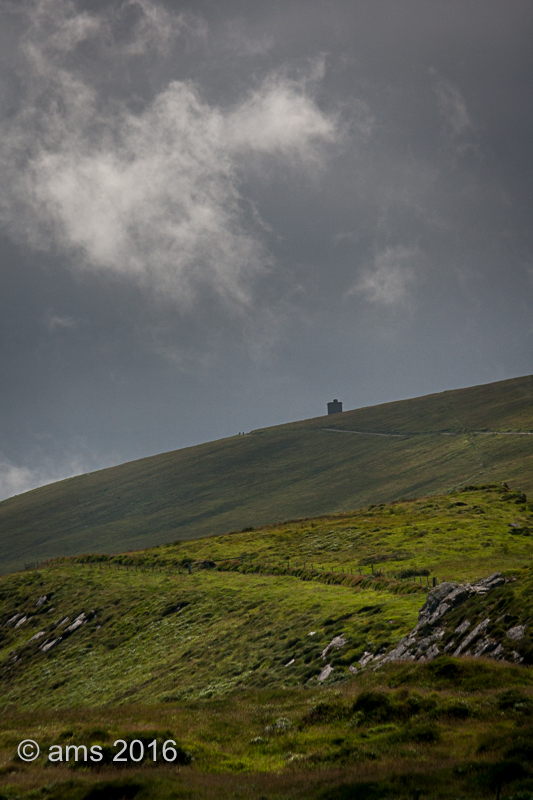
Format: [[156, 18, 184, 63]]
[[0, 373, 532, 574]]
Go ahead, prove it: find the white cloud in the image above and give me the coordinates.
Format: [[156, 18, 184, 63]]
[[0, 0, 341, 310], [43, 309, 77, 329], [0, 456, 87, 501], [226, 73, 337, 161], [0, 461, 36, 500], [435, 80, 472, 138], [349, 245, 420, 307]]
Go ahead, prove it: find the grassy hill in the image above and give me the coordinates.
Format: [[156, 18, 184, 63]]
[[2, 485, 533, 799], [1, 373, 532, 575]]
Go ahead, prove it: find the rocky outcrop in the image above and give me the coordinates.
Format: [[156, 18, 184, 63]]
[[39, 610, 95, 653], [374, 573, 526, 666], [317, 664, 334, 682], [321, 634, 347, 659]]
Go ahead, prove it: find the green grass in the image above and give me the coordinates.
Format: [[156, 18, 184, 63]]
[[1, 374, 533, 575], [3, 486, 533, 797], [2, 663, 533, 798], [3, 484, 533, 708], [88, 482, 533, 585]]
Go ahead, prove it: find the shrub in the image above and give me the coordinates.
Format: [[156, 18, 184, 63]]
[[498, 689, 529, 710], [83, 782, 142, 800], [352, 691, 394, 723], [442, 700, 471, 719], [264, 717, 292, 734], [301, 702, 347, 726], [396, 723, 441, 744], [484, 760, 528, 792]]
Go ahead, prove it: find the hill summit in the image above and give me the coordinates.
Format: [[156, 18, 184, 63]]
[[1, 374, 532, 574]]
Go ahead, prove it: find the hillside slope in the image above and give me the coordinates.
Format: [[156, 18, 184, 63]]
[[3, 484, 533, 708], [2, 486, 533, 799], [1, 374, 532, 574]]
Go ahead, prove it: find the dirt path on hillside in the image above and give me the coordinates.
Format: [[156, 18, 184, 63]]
[[322, 428, 533, 438]]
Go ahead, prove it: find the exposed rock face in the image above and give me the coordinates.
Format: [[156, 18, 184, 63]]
[[376, 573, 517, 666], [507, 624, 526, 641], [41, 637, 62, 653], [4, 613, 23, 627], [359, 651, 375, 668], [321, 634, 347, 659], [39, 610, 96, 653], [27, 631, 45, 644], [65, 612, 86, 633], [317, 664, 334, 682]]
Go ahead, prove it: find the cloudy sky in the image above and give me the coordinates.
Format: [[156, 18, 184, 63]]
[[0, 0, 532, 499]]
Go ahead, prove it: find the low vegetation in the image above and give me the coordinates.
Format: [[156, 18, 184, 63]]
[[1, 373, 533, 574], [2, 484, 533, 797]]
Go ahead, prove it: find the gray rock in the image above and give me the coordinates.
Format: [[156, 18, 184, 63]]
[[453, 618, 490, 656], [65, 612, 86, 634], [455, 620, 471, 635], [41, 637, 62, 653], [4, 613, 22, 627], [317, 664, 334, 682], [416, 628, 445, 654], [420, 643, 441, 661], [507, 624, 526, 641], [417, 586, 470, 629], [378, 636, 415, 664], [374, 572, 522, 668], [321, 634, 347, 659], [416, 574, 504, 633], [471, 574, 506, 593], [348, 665, 358, 674], [27, 631, 45, 644], [359, 651, 374, 668], [489, 643, 505, 660], [473, 638, 499, 657], [35, 595, 48, 607]]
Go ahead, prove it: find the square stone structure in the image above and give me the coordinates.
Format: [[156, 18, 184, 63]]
[[327, 399, 343, 414]]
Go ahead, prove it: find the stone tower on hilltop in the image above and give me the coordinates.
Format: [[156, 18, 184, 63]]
[[327, 399, 343, 415]]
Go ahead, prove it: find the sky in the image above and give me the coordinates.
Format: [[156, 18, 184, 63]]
[[0, 0, 532, 500]]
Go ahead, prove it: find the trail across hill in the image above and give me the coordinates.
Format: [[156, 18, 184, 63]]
[[322, 427, 533, 438], [1, 373, 532, 575]]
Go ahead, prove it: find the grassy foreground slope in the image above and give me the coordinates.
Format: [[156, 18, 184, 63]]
[[1, 374, 532, 575], [2, 486, 533, 798], [2, 483, 533, 708]]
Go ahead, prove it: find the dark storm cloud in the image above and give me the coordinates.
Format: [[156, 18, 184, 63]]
[[0, 0, 532, 498]]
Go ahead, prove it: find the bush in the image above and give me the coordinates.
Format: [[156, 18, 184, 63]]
[[442, 700, 471, 719], [498, 689, 523, 709], [301, 702, 347, 726], [484, 760, 528, 791], [83, 782, 142, 800], [395, 723, 441, 744], [352, 691, 394, 723]]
